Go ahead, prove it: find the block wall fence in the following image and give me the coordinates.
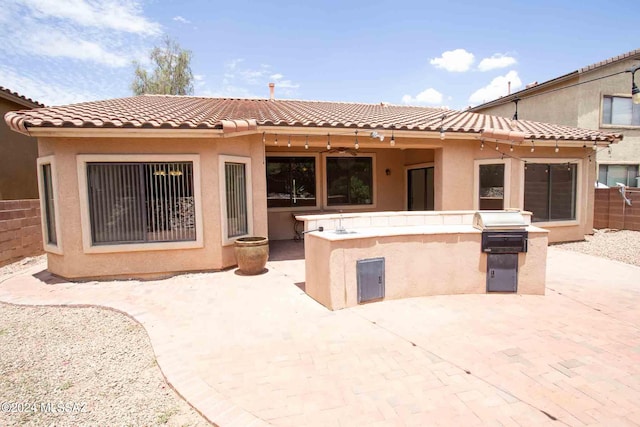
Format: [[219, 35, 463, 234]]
[[593, 188, 640, 231], [0, 199, 43, 267]]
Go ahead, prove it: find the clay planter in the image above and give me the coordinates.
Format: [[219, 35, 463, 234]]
[[234, 237, 269, 275]]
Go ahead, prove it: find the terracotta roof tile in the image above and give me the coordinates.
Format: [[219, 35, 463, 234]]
[[0, 86, 45, 108], [4, 95, 621, 142]]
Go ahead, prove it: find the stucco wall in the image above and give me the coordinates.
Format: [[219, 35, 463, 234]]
[[0, 98, 39, 200], [38, 134, 267, 279], [267, 138, 594, 243]]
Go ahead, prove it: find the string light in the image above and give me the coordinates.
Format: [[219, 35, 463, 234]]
[[304, 135, 309, 150], [354, 130, 359, 150], [440, 128, 445, 140], [592, 141, 597, 151], [480, 140, 484, 151], [608, 144, 612, 155], [274, 134, 278, 145], [555, 140, 559, 153], [262, 132, 266, 144], [510, 144, 514, 152], [390, 129, 395, 147], [530, 141, 535, 152], [327, 133, 331, 150], [287, 135, 291, 148], [495, 143, 499, 151]]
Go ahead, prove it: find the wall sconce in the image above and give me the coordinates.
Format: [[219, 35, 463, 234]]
[[385, 168, 391, 176], [630, 65, 640, 104]]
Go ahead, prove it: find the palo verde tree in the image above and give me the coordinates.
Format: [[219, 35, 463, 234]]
[[131, 36, 194, 95]]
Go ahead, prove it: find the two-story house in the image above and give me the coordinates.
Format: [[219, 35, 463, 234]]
[[470, 49, 640, 188]]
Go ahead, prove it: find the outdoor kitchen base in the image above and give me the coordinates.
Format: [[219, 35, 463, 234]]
[[301, 211, 548, 310]]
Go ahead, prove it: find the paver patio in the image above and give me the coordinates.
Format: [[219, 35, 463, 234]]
[[1, 244, 639, 426]]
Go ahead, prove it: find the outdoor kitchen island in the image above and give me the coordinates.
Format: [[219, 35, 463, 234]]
[[298, 210, 548, 310]]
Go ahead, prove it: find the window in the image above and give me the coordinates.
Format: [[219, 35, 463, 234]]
[[267, 156, 317, 208], [86, 162, 195, 245], [41, 164, 57, 245], [37, 156, 61, 253], [602, 96, 640, 126], [598, 164, 639, 187], [524, 163, 577, 222], [219, 155, 253, 244], [479, 164, 505, 210], [326, 157, 373, 206]]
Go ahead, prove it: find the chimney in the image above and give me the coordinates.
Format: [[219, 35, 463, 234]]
[[508, 81, 511, 95], [269, 82, 275, 100]]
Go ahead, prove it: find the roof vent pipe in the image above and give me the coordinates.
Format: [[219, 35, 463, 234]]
[[269, 82, 275, 100], [508, 81, 511, 95]]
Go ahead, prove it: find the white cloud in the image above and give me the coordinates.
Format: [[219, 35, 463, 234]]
[[468, 70, 522, 105], [172, 15, 190, 24], [270, 73, 283, 80], [478, 54, 517, 71], [205, 61, 300, 98], [25, 31, 129, 66], [0, 65, 98, 105], [16, 0, 161, 35], [430, 49, 475, 72], [270, 73, 300, 90], [193, 74, 204, 81], [401, 88, 443, 105]]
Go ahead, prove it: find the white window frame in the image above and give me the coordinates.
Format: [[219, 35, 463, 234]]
[[77, 154, 203, 254], [600, 94, 640, 129], [519, 157, 582, 227], [473, 158, 512, 210], [219, 155, 253, 246], [322, 152, 377, 210], [36, 156, 63, 254], [266, 152, 321, 212]]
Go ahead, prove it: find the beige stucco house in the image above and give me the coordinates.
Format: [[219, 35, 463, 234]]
[[0, 87, 43, 200], [5, 95, 621, 279], [470, 48, 640, 188]]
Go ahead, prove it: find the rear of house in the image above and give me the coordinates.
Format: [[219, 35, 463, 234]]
[[4, 95, 621, 279]]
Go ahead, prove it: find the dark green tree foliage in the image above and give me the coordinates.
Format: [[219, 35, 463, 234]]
[[131, 36, 194, 95]]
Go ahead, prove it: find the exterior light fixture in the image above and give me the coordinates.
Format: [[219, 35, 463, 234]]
[[630, 65, 640, 104], [287, 135, 291, 148], [354, 130, 359, 150], [554, 140, 559, 153], [327, 133, 331, 150], [305, 136, 309, 150], [440, 128, 445, 140]]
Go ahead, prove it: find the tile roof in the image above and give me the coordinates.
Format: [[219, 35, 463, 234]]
[[4, 95, 621, 142], [0, 86, 45, 108]]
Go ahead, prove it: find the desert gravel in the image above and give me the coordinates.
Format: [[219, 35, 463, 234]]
[[553, 229, 640, 267], [0, 302, 211, 427]]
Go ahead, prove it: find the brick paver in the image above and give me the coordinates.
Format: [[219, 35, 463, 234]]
[[0, 245, 639, 426]]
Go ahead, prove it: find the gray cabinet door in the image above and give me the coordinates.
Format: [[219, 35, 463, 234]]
[[487, 253, 518, 292], [357, 258, 385, 303]]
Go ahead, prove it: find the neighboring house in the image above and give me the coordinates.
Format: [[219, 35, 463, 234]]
[[4, 95, 620, 279], [0, 87, 43, 199], [470, 48, 640, 188]]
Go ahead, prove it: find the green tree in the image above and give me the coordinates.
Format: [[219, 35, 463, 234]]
[[131, 36, 194, 95]]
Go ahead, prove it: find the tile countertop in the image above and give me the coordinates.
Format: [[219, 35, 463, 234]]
[[305, 224, 548, 241]]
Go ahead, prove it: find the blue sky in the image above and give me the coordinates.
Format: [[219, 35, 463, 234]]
[[0, 0, 637, 108]]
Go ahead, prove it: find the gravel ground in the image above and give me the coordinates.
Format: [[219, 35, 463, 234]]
[[553, 229, 640, 267], [0, 302, 211, 427]]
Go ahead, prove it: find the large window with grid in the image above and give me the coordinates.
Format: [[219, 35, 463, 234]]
[[86, 162, 196, 245], [524, 163, 577, 222]]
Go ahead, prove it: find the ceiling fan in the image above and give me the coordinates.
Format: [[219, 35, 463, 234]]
[[321, 147, 358, 156]]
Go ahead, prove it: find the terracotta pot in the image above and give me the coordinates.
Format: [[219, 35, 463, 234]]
[[234, 237, 269, 275]]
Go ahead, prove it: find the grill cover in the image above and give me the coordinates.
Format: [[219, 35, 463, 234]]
[[473, 211, 527, 231]]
